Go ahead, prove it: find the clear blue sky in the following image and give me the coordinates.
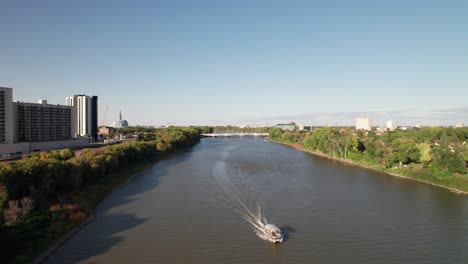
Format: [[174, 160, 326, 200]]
[[1, 0, 467, 126]]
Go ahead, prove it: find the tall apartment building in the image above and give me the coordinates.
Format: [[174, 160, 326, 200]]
[[356, 117, 372, 131], [0, 87, 14, 143], [0, 87, 75, 144], [14, 100, 74, 142], [66, 95, 98, 141]]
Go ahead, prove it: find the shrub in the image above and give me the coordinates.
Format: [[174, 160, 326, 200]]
[[4, 197, 34, 225]]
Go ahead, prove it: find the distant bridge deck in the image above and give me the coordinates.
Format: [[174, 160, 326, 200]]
[[202, 133, 269, 138]]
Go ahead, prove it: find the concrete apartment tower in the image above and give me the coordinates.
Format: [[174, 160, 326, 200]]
[[356, 117, 372, 131], [14, 99, 74, 142], [66, 95, 98, 141], [0, 87, 14, 143]]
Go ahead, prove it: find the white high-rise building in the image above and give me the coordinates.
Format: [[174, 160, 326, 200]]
[[386, 120, 398, 131], [66, 95, 98, 141], [356, 117, 372, 131], [0, 87, 14, 144]]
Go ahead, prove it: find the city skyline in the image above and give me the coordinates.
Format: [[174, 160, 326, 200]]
[[2, 85, 467, 127], [2, 86, 467, 127], [1, 1, 467, 126]]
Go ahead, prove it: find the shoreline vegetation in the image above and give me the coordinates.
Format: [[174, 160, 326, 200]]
[[271, 139, 468, 195], [0, 126, 212, 264], [267, 126, 468, 195]]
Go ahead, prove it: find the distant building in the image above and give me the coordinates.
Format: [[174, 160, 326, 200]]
[[356, 117, 372, 131], [455, 122, 464, 128], [386, 120, 398, 131], [275, 122, 296, 131], [112, 110, 129, 128], [0, 87, 90, 155], [66, 95, 98, 141], [1, 87, 74, 143], [0, 87, 14, 144], [14, 100, 73, 142], [99, 126, 115, 136], [376, 126, 386, 135], [298, 123, 312, 131]]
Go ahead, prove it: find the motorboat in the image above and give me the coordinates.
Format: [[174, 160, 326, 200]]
[[264, 224, 283, 243]]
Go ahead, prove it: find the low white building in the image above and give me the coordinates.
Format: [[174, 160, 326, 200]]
[[275, 123, 296, 131], [356, 117, 372, 131], [455, 122, 464, 128], [386, 120, 398, 131], [375, 127, 386, 135], [298, 123, 312, 131]]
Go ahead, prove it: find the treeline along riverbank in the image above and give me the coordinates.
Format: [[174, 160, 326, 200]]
[[0, 126, 211, 264], [269, 126, 468, 193]]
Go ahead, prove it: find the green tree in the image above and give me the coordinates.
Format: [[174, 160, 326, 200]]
[[384, 151, 398, 168], [394, 139, 420, 164], [431, 146, 465, 175], [417, 143, 432, 164], [335, 132, 359, 159], [268, 128, 283, 141], [281, 132, 297, 143]]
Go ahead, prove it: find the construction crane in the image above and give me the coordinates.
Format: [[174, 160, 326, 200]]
[[100, 105, 110, 126]]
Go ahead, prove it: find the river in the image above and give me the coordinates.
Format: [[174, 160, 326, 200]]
[[45, 138, 468, 263]]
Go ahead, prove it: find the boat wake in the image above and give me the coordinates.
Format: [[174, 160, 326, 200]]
[[213, 157, 283, 243], [218, 193, 280, 242]]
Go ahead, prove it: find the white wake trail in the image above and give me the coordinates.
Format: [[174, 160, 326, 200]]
[[213, 156, 279, 243]]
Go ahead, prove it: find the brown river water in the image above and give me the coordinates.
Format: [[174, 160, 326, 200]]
[[45, 138, 468, 263]]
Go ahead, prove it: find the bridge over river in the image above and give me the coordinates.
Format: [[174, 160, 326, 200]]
[[202, 132, 268, 138]]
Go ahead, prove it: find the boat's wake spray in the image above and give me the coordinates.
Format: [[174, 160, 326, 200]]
[[213, 158, 283, 243], [218, 193, 283, 243]]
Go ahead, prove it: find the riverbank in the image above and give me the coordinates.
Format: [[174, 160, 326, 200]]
[[32, 160, 153, 264], [0, 160, 155, 264], [269, 139, 468, 195], [32, 147, 197, 264], [1, 127, 208, 264]]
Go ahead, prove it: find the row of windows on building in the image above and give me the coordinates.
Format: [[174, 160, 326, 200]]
[[0, 87, 98, 144]]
